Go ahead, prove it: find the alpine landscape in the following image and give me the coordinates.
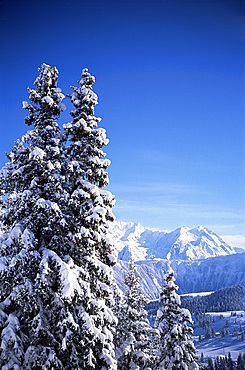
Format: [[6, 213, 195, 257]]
[[110, 221, 245, 363], [1, 0, 245, 368]]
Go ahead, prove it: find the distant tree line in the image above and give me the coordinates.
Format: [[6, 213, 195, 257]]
[[146, 284, 245, 316], [181, 285, 245, 313], [200, 352, 245, 370]]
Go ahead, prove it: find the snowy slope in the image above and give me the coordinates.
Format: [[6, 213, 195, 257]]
[[109, 221, 236, 262], [194, 311, 245, 361], [110, 221, 243, 299], [114, 253, 245, 299]]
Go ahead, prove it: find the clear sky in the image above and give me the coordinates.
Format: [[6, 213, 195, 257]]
[[0, 0, 244, 247]]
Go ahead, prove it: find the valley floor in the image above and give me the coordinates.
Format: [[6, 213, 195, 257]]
[[193, 311, 245, 361], [149, 310, 245, 362]]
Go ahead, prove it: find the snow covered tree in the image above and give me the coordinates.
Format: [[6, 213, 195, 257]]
[[236, 353, 245, 370], [61, 68, 117, 369], [0, 63, 67, 369], [206, 358, 214, 370], [0, 64, 117, 369], [114, 257, 156, 370], [154, 267, 199, 370]]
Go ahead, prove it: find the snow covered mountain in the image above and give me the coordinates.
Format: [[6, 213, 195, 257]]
[[114, 253, 245, 299], [110, 221, 244, 299], [108, 221, 236, 262]]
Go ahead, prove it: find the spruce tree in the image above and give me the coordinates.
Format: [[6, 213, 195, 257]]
[[62, 68, 117, 369], [0, 63, 67, 369], [0, 64, 117, 369], [114, 257, 156, 370], [206, 358, 214, 370], [236, 353, 244, 370], [227, 352, 234, 370], [154, 267, 199, 370]]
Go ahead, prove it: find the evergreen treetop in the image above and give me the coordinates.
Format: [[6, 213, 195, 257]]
[[154, 267, 199, 370], [115, 257, 157, 370]]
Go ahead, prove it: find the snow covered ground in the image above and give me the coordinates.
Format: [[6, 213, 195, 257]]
[[193, 311, 245, 361], [181, 291, 214, 297], [148, 310, 245, 361]]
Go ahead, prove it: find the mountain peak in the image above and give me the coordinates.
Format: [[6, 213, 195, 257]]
[[108, 221, 236, 262]]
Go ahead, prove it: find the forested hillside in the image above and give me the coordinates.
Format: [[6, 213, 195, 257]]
[[146, 284, 245, 316]]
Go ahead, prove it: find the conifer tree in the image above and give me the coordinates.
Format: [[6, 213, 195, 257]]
[[0, 63, 67, 369], [236, 353, 245, 370], [154, 267, 199, 370], [62, 68, 117, 369], [206, 358, 214, 370], [0, 64, 117, 369], [227, 352, 234, 370], [114, 257, 156, 370]]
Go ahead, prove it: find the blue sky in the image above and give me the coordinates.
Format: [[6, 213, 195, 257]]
[[0, 0, 244, 246]]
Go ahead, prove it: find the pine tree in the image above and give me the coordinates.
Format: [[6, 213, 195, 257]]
[[205, 324, 211, 339], [236, 353, 244, 370], [214, 356, 220, 370], [114, 257, 156, 370], [220, 326, 225, 337], [227, 352, 234, 370], [206, 358, 214, 370], [0, 63, 67, 369], [220, 357, 228, 370], [154, 267, 199, 370], [0, 64, 117, 369], [62, 68, 117, 369]]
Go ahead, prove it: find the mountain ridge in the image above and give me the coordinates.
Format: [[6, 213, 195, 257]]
[[110, 221, 244, 299], [108, 221, 236, 262], [114, 252, 245, 299]]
